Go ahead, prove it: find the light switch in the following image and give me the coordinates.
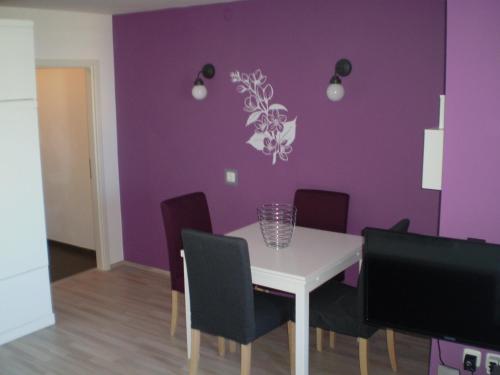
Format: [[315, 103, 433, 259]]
[[225, 169, 238, 185]]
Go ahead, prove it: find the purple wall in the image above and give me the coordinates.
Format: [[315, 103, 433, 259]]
[[113, 0, 444, 284], [430, 1, 500, 374]]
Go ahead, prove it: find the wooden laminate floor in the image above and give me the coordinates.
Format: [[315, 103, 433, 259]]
[[0, 265, 430, 375]]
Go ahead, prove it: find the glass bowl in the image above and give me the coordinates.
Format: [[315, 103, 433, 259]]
[[257, 203, 297, 249]]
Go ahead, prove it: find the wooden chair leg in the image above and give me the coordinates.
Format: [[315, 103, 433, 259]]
[[329, 331, 336, 349], [189, 329, 201, 375], [316, 328, 323, 352], [218, 337, 226, 357], [287, 321, 295, 375], [359, 338, 368, 375], [170, 290, 179, 336], [386, 329, 398, 371], [241, 343, 252, 375], [229, 340, 237, 353]]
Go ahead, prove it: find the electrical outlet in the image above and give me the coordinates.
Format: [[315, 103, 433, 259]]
[[486, 353, 500, 374], [438, 365, 459, 375], [463, 349, 481, 371]]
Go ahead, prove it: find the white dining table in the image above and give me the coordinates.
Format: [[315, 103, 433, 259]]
[[181, 222, 363, 375]]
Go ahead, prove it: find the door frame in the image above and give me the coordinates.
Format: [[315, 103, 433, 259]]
[[36, 60, 110, 271]]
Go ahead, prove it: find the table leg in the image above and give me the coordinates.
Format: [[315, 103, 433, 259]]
[[295, 288, 309, 375], [183, 257, 191, 359]]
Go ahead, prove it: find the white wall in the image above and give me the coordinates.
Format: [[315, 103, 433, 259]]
[[37, 68, 96, 250], [0, 7, 123, 264]]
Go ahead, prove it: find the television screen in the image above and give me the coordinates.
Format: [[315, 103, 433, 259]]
[[362, 228, 500, 350]]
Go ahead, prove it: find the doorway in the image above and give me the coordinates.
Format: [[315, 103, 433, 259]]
[[36, 67, 100, 281]]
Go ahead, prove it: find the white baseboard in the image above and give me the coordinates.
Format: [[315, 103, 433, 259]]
[[0, 313, 55, 346]]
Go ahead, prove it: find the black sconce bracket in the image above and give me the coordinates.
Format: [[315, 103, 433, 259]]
[[329, 58, 352, 84], [335, 59, 352, 77], [194, 63, 215, 85], [201, 63, 215, 79], [199, 63, 215, 79]]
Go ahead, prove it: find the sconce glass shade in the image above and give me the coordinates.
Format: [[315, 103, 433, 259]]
[[192, 82, 207, 100], [326, 82, 345, 101]]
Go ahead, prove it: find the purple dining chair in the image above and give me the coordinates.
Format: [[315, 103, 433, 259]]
[[161, 192, 213, 337], [294, 188, 349, 277]]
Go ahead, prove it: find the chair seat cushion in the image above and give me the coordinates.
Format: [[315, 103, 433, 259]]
[[252, 291, 292, 342], [310, 280, 378, 339]]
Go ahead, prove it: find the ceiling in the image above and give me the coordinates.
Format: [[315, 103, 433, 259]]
[[0, 0, 240, 15]]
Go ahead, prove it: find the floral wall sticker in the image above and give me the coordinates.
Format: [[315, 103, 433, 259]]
[[230, 69, 297, 165]]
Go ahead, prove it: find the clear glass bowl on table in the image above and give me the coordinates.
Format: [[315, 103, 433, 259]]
[[257, 203, 297, 249]]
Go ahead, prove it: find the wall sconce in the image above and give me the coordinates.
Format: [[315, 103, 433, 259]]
[[192, 63, 215, 100], [326, 58, 352, 102]]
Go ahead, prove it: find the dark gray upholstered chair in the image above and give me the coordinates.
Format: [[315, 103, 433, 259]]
[[293, 188, 350, 351], [160, 192, 213, 337], [181, 229, 293, 375], [290, 218, 410, 375]]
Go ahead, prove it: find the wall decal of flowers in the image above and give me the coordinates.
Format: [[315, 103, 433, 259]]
[[230, 69, 297, 165]]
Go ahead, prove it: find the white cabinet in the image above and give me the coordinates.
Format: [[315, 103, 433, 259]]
[[0, 20, 36, 101], [422, 129, 444, 190], [0, 101, 48, 279], [422, 95, 445, 190], [0, 268, 53, 346], [0, 19, 54, 345]]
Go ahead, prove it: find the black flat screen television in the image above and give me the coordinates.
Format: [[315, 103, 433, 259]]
[[362, 228, 500, 350]]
